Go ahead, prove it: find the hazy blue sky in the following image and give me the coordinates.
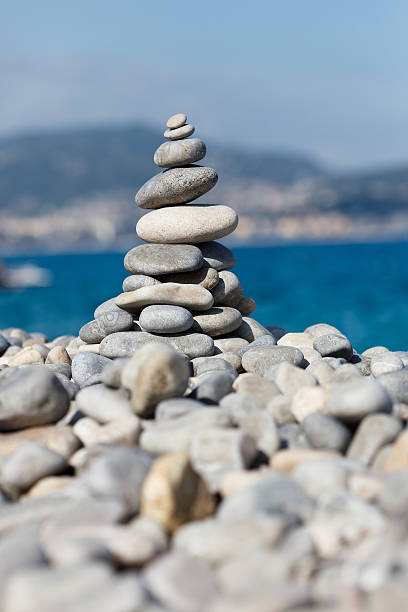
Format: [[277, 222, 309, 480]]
[[1, 0, 406, 169]]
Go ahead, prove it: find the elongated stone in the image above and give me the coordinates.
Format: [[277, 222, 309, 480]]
[[139, 305, 194, 334], [211, 271, 243, 306], [154, 138, 206, 168], [167, 113, 187, 129], [136, 205, 238, 244], [192, 307, 242, 337], [135, 167, 218, 209], [164, 124, 195, 140], [160, 263, 219, 290], [124, 243, 203, 276], [79, 310, 134, 344], [100, 331, 214, 359], [116, 283, 214, 312]]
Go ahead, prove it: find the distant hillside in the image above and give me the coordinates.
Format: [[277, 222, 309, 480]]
[[0, 123, 407, 251]]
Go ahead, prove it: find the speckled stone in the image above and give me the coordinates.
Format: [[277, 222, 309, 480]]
[[213, 337, 249, 353], [160, 263, 219, 290], [154, 138, 206, 168], [79, 310, 134, 344], [198, 241, 236, 271], [192, 307, 242, 337], [93, 297, 125, 319], [235, 317, 273, 343], [100, 331, 214, 359], [313, 333, 353, 360], [242, 346, 304, 376], [116, 283, 214, 312], [136, 205, 238, 244], [122, 274, 161, 292], [135, 166, 218, 209], [124, 243, 203, 275], [139, 305, 193, 334], [164, 124, 195, 140], [166, 113, 187, 129], [211, 271, 243, 306]]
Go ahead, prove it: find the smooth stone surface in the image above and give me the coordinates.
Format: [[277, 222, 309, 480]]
[[376, 368, 408, 403], [236, 296, 256, 316], [326, 379, 393, 423], [100, 331, 214, 359], [233, 373, 280, 408], [370, 353, 404, 377], [291, 386, 328, 421], [192, 356, 237, 378], [304, 323, 343, 338], [0, 425, 80, 459], [166, 113, 187, 128], [135, 166, 218, 209], [243, 346, 304, 376], [313, 333, 353, 360], [73, 415, 140, 447], [278, 332, 314, 349], [239, 335, 277, 356], [154, 138, 206, 168], [302, 413, 352, 452], [122, 274, 161, 292], [71, 353, 111, 387], [346, 413, 402, 465], [93, 297, 125, 319], [192, 307, 242, 337], [45, 346, 71, 365], [213, 337, 248, 354], [137, 205, 238, 244], [164, 123, 195, 139], [116, 283, 214, 312], [155, 398, 206, 422], [124, 243, 203, 275], [79, 310, 134, 344], [0, 367, 69, 431], [267, 362, 317, 395], [211, 271, 243, 306], [121, 343, 190, 417], [139, 305, 193, 334], [306, 360, 334, 385], [75, 384, 133, 423], [199, 241, 236, 271], [190, 371, 235, 404], [235, 318, 272, 343], [160, 263, 219, 290]]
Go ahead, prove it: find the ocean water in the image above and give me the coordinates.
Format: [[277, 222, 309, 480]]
[[1, 241, 408, 353]]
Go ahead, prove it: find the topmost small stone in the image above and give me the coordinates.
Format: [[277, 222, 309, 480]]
[[166, 113, 187, 129]]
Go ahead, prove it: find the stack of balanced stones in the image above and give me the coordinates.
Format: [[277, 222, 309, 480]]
[[79, 112, 261, 363]]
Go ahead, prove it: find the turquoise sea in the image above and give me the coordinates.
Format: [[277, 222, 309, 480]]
[[1, 242, 408, 353]]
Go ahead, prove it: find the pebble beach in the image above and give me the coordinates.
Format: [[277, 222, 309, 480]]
[[0, 114, 407, 611]]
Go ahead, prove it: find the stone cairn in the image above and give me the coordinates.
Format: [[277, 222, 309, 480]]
[[1, 115, 408, 611]]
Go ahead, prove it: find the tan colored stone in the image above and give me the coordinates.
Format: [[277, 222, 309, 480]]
[[45, 346, 72, 365], [166, 113, 187, 129], [140, 451, 215, 532], [8, 348, 44, 366], [0, 425, 80, 458], [270, 449, 340, 473], [277, 332, 314, 349], [219, 469, 268, 498], [161, 264, 219, 290], [25, 475, 75, 498], [116, 283, 214, 313], [73, 415, 141, 447], [383, 430, 408, 471], [78, 343, 101, 354], [232, 373, 280, 408], [348, 472, 385, 501], [291, 386, 328, 422]]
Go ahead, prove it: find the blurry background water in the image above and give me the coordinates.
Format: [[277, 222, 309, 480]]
[[1, 241, 407, 353]]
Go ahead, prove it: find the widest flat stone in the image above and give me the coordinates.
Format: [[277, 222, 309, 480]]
[[100, 331, 214, 359], [116, 283, 214, 312], [154, 138, 206, 168], [136, 205, 238, 244], [192, 307, 242, 337], [124, 244, 203, 275], [135, 166, 218, 209]]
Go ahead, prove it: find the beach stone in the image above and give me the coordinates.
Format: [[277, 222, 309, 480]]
[[140, 451, 215, 532], [279, 423, 313, 451], [304, 323, 343, 338], [0, 334, 10, 356], [190, 427, 257, 491], [77, 343, 101, 355], [156, 398, 205, 422], [0, 425, 80, 459], [135, 166, 218, 209], [291, 386, 328, 421], [394, 351, 408, 366], [267, 362, 317, 395], [166, 113, 187, 128], [71, 353, 111, 387], [270, 448, 340, 473], [376, 368, 408, 403], [239, 335, 277, 356], [235, 317, 273, 342], [370, 353, 404, 377], [76, 384, 133, 422], [243, 346, 304, 376], [45, 346, 71, 365], [164, 123, 195, 139], [73, 415, 141, 447], [124, 243, 203, 275], [122, 274, 161, 292], [233, 373, 280, 407], [220, 393, 261, 422], [154, 138, 206, 168], [139, 305, 193, 334], [26, 475, 74, 498], [121, 343, 190, 417], [237, 411, 280, 457], [161, 263, 219, 290], [208, 352, 241, 371], [93, 297, 124, 319], [101, 358, 129, 388], [199, 241, 236, 271], [0, 367, 69, 431], [137, 204, 238, 243], [211, 271, 243, 306], [346, 413, 402, 465], [326, 379, 392, 423], [1, 442, 67, 496], [278, 332, 314, 349], [382, 430, 408, 470], [329, 363, 362, 383], [236, 296, 256, 316], [313, 333, 353, 360], [191, 370, 235, 403], [292, 458, 349, 499], [116, 282, 214, 312], [144, 551, 218, 612], [192, 307, 242, 337], [361, 345, 389, 358], [306, 360, 334, 385], [302, 413, 352, 452], [192, 357, 237, 378], [8, 347, 44, 366], [301, 347, 322, 365], [266, 395, 295, 425], [79, 310, 134, 344], [214, 336, 248, 353], [100, 330, 214, 359]]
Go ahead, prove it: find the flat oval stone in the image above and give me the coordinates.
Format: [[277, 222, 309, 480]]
[[211, 271, 243, 306], [242, 346, 304, 376], [137, 205, 238, 244], [100, 331, 214, 359], [122, 275, 161, 292], [192, 307, 242, 337], [79, 310, 134, 344], [124, 244, 203, 275], [135, 167, 218, 209], [116, 283, 214, 312], [198, 242, 236, 271], [326, 379, 392, 423], [94, 297, 125, 319], [166, 113, 187, 129], [164, 124, 195, 140], [154, 139, 206, 168], [139, 305, 193, 334], [313, 333, 353, 360], [160, 263, 219, 290]]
